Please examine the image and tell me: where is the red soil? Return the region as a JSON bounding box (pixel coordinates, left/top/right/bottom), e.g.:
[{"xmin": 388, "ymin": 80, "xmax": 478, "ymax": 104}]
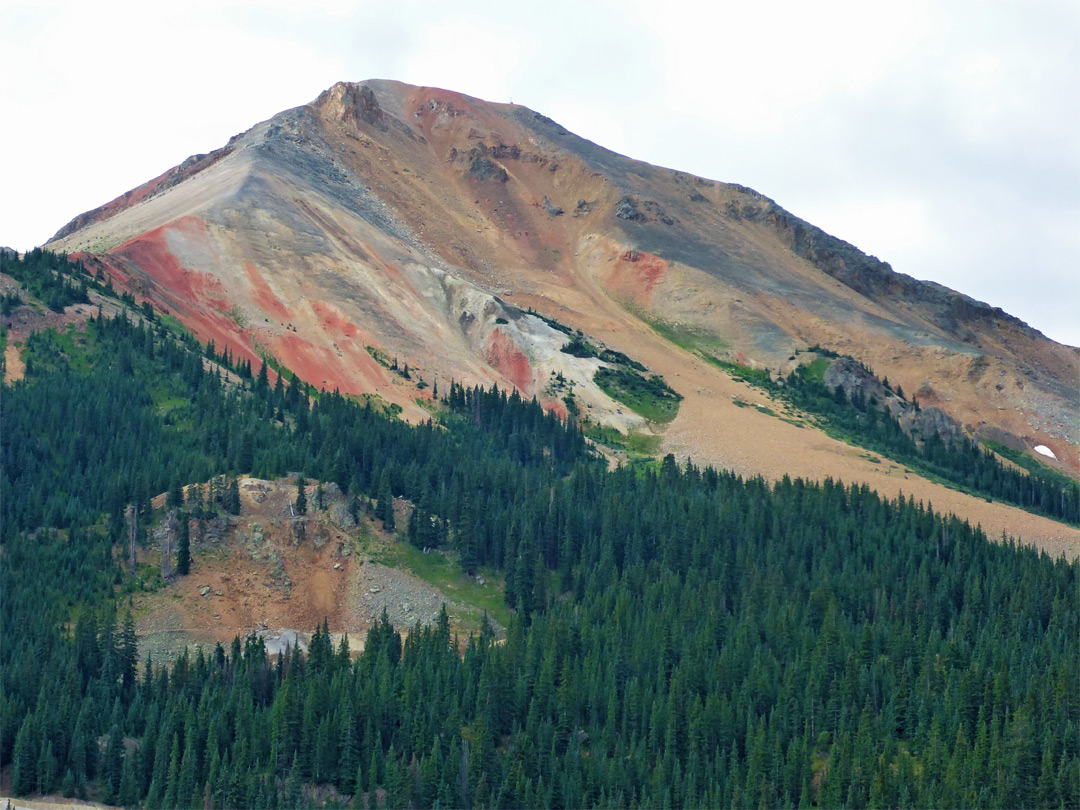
[
  {"xmin": 102, "ymin": 219, "xmax": 261, "ymax": 370},
  {"xmin": 360, "ymin": 241, "xmax": 402, "ymax": 282},
  {"xmin": 484, "ymin": 328, "xmax": 534, "ymax": 394},
  {"xmin": 310, "ymin": 299, "xmax": 362, "ymax": 339},
  {"xmin": 244, "ymin": 263, "xmax": 293, "ymax": 321},
  {"xmin": 407, "ymin": 85, "xmax": 507, "ymax": 133},
  {"xmin": 603, "ymin": 249, "xmax": 669, "ymax": 304},
  {"xmin": 112, "ymin": 218, "xmax": 229, "ymax": 307},
  {"xmin": 273, "ymin": 332, "xmax": 378, "ymax": 396},
  {"xmin": 542, "ymin": 398, "xmax": 569, "ymax": 420}
]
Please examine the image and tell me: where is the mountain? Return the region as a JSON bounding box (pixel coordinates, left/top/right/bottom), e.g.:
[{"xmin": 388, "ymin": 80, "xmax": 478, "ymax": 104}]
[{"xmin": 45, "ymin": 79, "xmax": 1078, "ymax": 552}]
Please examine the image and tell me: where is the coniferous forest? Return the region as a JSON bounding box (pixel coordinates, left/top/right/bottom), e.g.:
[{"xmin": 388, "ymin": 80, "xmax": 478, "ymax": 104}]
[{"xmin": 1, "ymin": 253, "xmax": 1078, "ymax": 808}]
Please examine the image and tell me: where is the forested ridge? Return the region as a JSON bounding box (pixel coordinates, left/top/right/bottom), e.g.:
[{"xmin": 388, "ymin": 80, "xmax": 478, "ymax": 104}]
[{"xmin": 1, "ymin": 253, "xmax": 1078, "ymax": 809}]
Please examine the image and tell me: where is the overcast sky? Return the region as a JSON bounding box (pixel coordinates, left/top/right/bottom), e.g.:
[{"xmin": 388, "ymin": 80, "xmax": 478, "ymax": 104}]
[{"xmin": 2, "ymin": 0, "xmax": 1078, "ymax": 346}]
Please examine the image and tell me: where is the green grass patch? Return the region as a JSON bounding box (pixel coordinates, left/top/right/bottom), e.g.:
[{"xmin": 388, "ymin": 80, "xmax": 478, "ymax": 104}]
[
  {"xmin": 157, "ymin": 312, "xmax": 193, "ymax": 340},
  {"xmin": 583, "ymin": 422, "xmax": 624, "ymax": 448},
  {"xmin": 699, "ymin": 353, "xmax": 774, "ymax": 388},
  {"xmin": 365, "ymin": 345, "xmax": 393, "ymax": 368},
  {"xmin": 369, "ymin": 538, "xmax": 511, "ymax": 628},
  {"xmin": 800, "ymin": 356, "xmax": 830, "ymax": 384},
  {"xmin": 594, "ymin": 366, "xmax": 682, "ymax": 423},
  {"xmin": 584, "ymin": 423, "xmax": 663, "ymax": 459},
  {"xmin": 250, "ymin": 339, "xmax": 296, "ymax": 382},
  {"xmin": 625, "ymin": 432, "xmax": 663, "ymax": 456},
  {"xmin": 348, "ymin": 392, "xmax": 402, "ymax": 418},
  {"xmin": 640, "ymin": 313, "xmax": 729, "ymax": 356},
  {"xmin": 224, "ymin": 305, "xmax": 247, "ymax": 328},
  {"xmin": 149, "ymin": 385, "xmax": 189, "ymax": 417},
  {"xmin": 21, "ymin": 325, "xmax": 94, "ymax": 376}
]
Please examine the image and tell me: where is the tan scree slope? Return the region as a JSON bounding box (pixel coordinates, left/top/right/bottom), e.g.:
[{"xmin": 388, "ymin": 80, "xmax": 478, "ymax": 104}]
[{"xmin": 47, "ymin": 80, "xmax": 1079, "ymax": 556}]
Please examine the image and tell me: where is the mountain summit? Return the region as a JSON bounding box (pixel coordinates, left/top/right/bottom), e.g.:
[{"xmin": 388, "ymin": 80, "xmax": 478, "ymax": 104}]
[{"xmin": 45, "ymin": 79, "xmax": 1078, "ymax": 545}]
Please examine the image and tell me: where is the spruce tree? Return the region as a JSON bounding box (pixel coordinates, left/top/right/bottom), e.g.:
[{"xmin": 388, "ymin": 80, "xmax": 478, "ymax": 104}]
[
  {"xmin": 11, "ymin": 713, "xmax": 37, "ymax": 795},
  {"xmin": 295, "ymin": 475, "xmax": 307, "ymax": 515},
  {"xmin": 377, "ymin": 471, "xmax": 394, "ymax": 530},
  {"xmin": 176, "ymin": 512, "xmax": 191, "ymax": 576},
  {"xmin": 167, "ymin": 478, "xmax": 184, "ymax": 509},
  {"xmin": 225, "ymin": 478, "xmax": 241, "ymax": 515}
]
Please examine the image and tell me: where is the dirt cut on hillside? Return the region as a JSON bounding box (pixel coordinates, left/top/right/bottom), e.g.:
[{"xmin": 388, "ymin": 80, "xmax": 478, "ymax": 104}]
[{"xmin": 133, "ymin": 477, "xmax": 506, "ymax": 664}]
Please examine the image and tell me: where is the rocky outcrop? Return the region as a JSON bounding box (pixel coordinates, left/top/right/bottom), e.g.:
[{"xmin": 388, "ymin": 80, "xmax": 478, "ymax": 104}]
[
  {"xmin": 314, "ymin": 81, "xmax": 386, "ymax": 130},
  {"xmin": 467, "ymin": 154, "xmax": 508, "ymax": 182},
  {"xmin": 821, "ymin": 356, "xmax": 964, "ymax": 444},
  {"xmin": 760, "ymin": 200, "xmax": 1040, "ymax": 345},
  {"xmin": 822, "ymin": 357, "xmax": 894, "ymax": 410},
  {"xmin": 900, "ymin": 405, "xmax": 964, "ymax": 445}
]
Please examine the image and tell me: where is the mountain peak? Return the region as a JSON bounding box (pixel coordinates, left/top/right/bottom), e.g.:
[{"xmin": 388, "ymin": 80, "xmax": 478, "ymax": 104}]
[
  {"xmin": 44, "ymin": 79, "xmax": 1079, "ymax": 490},
  {"xmin": 314, "ymin": 81, "xmax": 387, "ymax": 130}
]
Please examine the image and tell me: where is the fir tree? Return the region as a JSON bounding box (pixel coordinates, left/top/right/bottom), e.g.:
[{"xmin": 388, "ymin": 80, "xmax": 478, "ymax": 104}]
[
  {"xmin": 176, "ymin": 512, "xmax": 191, "ymax": 576},
  {"xmin": 295, "ymin": 475, "xmax": 308, "ymax": 515}
]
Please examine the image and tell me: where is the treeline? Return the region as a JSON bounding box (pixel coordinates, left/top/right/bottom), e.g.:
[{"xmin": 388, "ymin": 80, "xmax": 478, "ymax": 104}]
[{"xmin": 1, "ymin": 252, "xmax": 1078, "ymax": 808}]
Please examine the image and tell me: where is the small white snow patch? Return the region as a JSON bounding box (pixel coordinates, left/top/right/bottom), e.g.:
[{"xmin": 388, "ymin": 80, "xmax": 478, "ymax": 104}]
[{"xmin": 1034, "ymin": 445, "xmax": 1057, "ymax": 460}]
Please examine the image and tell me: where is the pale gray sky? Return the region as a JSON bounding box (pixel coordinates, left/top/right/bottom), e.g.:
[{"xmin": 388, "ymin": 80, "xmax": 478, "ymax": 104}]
[{"xmin": 2, "ymin": 0, "xmax": 1078, "ymax": 345}]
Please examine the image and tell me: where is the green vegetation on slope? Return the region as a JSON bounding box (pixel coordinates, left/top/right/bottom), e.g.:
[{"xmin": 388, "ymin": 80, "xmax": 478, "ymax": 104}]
[
  {"xmin": 707, "ymin": 343, "xmax": 1079, "ymax": 524},
  {"xmin": 1, "ymin": 252, "xmax": 1077, "ymax": 810},
  {"xmin": 594, "ymin": 366, "xmax": 682, "ymax": 423}
]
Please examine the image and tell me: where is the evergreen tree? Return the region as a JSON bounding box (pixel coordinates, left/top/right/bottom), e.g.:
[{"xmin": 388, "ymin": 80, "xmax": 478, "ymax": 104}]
[
  {"xmin": 225, "ymin": 478, "xmax": 242, "ymax": 515},
  {"xmin": 11, "ymin": 714, "xmax": 37, "ymax": 795},
  {"xmin": 176, "ymin": 512, "xmax": 191, "ymax": 576},
  {"xmin": 295, "ymin": 475, "xmax": 307, "ymax": 515},
  {"xmin": 377, "ymin": 470, "xmax": 394, "ymax": 531},
  {"xmin": 167, "ymin": 478, "xmax": 184, "ymax": 509}
]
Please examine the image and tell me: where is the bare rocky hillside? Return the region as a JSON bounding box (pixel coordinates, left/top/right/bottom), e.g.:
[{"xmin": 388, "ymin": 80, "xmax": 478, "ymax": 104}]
[{"xmin": 44, "ymin": 79, "xmax": 1079, "ymax": 553}]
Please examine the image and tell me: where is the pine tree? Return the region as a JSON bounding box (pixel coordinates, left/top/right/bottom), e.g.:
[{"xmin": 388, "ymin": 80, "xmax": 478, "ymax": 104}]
[
  {"xmin": 176, "ymin": 512, "xmax": 191, "ymax": 576},
  {"xmin": 12, "ymin": 713, "xmax": 37, "ymax": 795},
  {"xmin": 162, "ymin": 733, "xmax": 181, "ymax": 810},
  {"xmin": 225, "ymin": 478, "xmax": 242, "ymax": 514},
  {"xmin": 286, "ymin": 752, "xmax": 303, "ymax": 808},
  {"xmin": 295, "ymin": 475, "xmax": 308, "ymax": 515},
  {"xmin": 374, "ymin": 469, "xmax": 394, "ymax": 530},
  {"xmin": 36, "ymin": 738, "xmax": 58, "ymax": 796},
  {"xmin": 102, "ymin": 724, "xmax": 124, "ymax": 802},
  {"xmin": 167, "ymin": 477, "xmax": 184, "ymax": 509}
]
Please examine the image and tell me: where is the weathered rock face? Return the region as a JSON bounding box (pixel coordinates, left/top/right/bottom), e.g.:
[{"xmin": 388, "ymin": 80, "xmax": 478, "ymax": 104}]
[
  {"xmin": 46, "ymin": 79, "xmax": 1078, "ymax": 477},
  {"xmin": 819, "ymin": 355, "xmax": 965, "ymax": 445},
  {"xmin": 315, "ymin": 81, "xmax": 386, "ymax": 130},
  {"xmin": 902, "ymin": 405, "xmax": 964, "ymax": 445},
  {"xmin": 823, "ymin": 357, "xmax": 893, "ymax": 410}
]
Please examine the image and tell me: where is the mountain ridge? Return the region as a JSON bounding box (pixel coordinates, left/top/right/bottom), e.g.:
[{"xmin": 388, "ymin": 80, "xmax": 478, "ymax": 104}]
[{"xmin": 43, "ymin": 80, "xmax": 1079, "ymax": 544}]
